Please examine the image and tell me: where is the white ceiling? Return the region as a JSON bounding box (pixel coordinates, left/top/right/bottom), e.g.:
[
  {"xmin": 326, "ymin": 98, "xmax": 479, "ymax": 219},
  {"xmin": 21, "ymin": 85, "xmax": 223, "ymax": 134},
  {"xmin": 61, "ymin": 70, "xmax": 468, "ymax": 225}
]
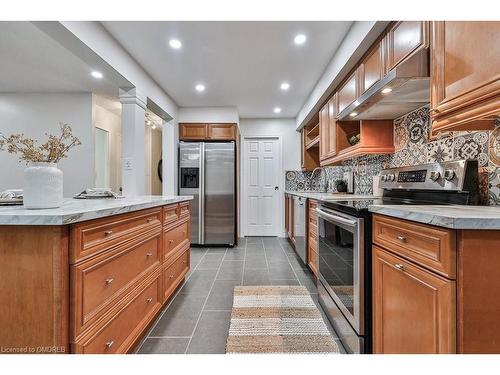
[
  {"xmin": 101, "ymin": 21, "xmax": 353, "ymax": 118},
  {"xmin": 0, "ymin": 21, "xmax": 120, "ymax": 98}
]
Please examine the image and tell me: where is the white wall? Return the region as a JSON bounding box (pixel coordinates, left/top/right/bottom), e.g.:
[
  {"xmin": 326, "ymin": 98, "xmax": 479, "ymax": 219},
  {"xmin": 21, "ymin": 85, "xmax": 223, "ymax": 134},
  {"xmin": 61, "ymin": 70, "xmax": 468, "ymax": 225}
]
[
  {"xmin": 0, "ymin": 93, "xmax": 94, "ymax": 197},
  {"xmin": 178, "ymin": 107, "xmax": 239, "ymax": 125},
  {"xmin": 239, "ymin": 118, "xmax": 300, "ymax": 237},
  {"xmin": 92, "ymin": 99, "xmax": 122, "ymax": 192}
]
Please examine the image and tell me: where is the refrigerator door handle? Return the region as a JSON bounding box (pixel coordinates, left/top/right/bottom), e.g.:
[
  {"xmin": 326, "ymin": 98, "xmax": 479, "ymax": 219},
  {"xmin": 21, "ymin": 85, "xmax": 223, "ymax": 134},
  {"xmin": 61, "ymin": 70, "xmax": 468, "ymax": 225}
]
[{"xmin": 199, "ymin": 143, "xmax": 205, "ymax": 245}]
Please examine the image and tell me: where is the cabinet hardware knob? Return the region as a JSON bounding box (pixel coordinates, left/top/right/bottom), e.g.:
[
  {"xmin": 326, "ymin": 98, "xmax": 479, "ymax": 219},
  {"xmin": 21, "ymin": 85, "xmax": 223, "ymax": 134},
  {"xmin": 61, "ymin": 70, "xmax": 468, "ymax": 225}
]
[
  {"xmin": 182, "ymin": 231, "xmax": 186, "ymax": 235},
  {"xmin": 147, "ymin": 218, "xmax": 153, "ymax": 223},
  {"xmin": 105, "ymin": 340, "xmax": 114, "ymax": 348},
  {"xmin": 105, "ymin": 277, "xmax": 114, "ymax": 285},
  {"xmin": 169, "ymin": 240, "xmax": 174, "ymax": 244},
  {"xmin": 394, "ymin": 264, "xmax": 405, "ymax": 270},
  {"xmin": 146, "ymin": 297, "xmax": 153, "ymax": 304},
  {"xmin": 170, "ymin": 275, "xmax": 174, "ymax": 279},
  {"xmin": 146, "ymin": 252, "xmax": 153, "ymax": 257},
  {"xmin": 397, "ymin": 235, "xmax": 406, "ymax": 242},
  {"xmin": 104, "ymin": 230, "xmax": 113, "ymax": 236},
  {"xmin": 183, "ymin": 261, "xmax": 187, "ymax": 265}
]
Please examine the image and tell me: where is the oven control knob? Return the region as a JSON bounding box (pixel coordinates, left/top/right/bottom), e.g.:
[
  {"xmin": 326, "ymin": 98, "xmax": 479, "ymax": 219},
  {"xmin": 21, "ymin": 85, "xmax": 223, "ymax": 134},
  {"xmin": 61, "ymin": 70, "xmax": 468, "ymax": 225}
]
[
  {"xmin": 381, "ymin": 175, "xmax": 388, "ymax": 182},
  {"xmin": 387, "ymin": 174, "xmax": 395, "ymax": 182},
  {"xmin": 429, "ymin": 171, "xmax": 440, "ymax": 181},
  {"xmin": 444, "ymin": 169, "xmax": 455, "ymax": 181}
]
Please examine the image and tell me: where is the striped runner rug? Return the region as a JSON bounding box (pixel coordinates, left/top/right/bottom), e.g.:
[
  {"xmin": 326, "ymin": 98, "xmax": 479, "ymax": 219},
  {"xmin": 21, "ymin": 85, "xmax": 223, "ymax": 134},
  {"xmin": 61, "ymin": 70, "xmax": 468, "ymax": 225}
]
[{"xmin": 225, "ymin": 286, "xmax": 340, "ymax": 354}]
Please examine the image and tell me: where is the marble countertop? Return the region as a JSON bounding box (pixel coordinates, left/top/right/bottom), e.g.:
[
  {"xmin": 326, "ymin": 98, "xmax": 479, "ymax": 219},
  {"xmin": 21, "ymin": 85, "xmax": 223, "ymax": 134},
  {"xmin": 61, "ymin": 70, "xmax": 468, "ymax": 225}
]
[
  {"xmin": 284, "ymin": 191, "xmax": 379, "ymax": 201},
  {"xmin": 0, "ymin": 195, "xmax": 193, "ymax": 225},
  {"xmin": 369, "ymin": 205, "xmax": 500, "ymax": 230}
]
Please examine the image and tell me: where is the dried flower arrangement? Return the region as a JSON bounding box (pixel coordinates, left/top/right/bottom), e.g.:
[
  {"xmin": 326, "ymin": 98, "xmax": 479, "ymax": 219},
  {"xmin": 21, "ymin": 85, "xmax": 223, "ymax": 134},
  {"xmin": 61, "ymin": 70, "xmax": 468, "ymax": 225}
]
[{"xmin": 0, "ymin": 123, "xmax": 81, "ymax": 164}]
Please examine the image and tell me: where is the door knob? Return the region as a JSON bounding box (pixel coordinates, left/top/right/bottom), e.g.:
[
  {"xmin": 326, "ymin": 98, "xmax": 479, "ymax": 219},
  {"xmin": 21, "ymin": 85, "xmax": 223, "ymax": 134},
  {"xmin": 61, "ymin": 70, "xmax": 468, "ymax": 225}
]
[{"xmin": 274, "ymin": 186, "xmax": 279, "ymax": 190}]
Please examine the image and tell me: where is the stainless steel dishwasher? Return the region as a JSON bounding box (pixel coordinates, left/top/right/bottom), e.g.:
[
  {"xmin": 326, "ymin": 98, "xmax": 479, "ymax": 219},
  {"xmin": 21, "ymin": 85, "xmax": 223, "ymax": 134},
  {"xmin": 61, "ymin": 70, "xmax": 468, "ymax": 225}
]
[{"xmin": 292, "ymin": 195, "xmax": 307, "ymax": 264}]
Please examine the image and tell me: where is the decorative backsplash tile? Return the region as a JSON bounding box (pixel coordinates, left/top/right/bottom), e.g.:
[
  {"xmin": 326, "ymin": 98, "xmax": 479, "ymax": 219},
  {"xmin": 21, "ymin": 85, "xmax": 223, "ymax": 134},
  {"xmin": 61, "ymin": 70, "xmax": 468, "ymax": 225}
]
[{"xmin": 286, "ymin": 105, "xmax": 500, "ymax": 205}]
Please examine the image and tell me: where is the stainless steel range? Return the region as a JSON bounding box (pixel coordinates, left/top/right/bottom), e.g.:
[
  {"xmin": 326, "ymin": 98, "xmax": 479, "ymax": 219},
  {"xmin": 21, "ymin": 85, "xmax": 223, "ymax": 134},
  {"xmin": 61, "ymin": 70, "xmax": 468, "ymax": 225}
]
[{"xmin": 316, "ymin": 160, "xmax": 479, "ymax": 354}]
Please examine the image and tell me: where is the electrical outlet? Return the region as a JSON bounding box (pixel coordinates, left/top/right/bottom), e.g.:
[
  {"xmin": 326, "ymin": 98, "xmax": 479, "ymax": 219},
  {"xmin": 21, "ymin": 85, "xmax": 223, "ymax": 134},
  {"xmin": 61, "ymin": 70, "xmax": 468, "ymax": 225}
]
[{"xmin": 124, "ymin": 158, "xmax": 133, "ymax": 170}]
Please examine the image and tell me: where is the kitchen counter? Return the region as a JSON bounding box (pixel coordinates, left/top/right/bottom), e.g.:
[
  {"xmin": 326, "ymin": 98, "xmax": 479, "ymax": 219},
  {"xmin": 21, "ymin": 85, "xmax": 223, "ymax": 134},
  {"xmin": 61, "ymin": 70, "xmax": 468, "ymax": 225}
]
[
  {"xmin": 369, "ymin": 204, "xmax": 500, "ymax": 230},
  {"xmin": 0, "ymin": 195, "xmax": 193, "ymax": 225},
  {"xmin": 285, "ymin": 191, "xmax": 378, "ymax": 201}
]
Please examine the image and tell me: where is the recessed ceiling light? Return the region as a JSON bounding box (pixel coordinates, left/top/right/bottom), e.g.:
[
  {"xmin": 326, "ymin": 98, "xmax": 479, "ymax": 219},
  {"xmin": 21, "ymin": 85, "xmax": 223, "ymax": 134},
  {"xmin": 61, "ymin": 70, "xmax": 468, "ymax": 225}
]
[
  {"xmin": 294, "ymin": 34, "xmax": 307, "ymax": 45},
  {"xmin": 169, "ymin": 39, "xmax": 182, "ymax": 49},
  {"xmin": 280, "ymin": 82, "xmax": 290, "ymax": 91},
  {"xmin": 381, "ymin": 87, "xmax": 393, "ymax": 94},
  {"xmin": 195, "ymin": 83, "xmax": 206, "ymax": 92},
  {"xmin": 349, "ymin": 112, "xmax": 358, "ymax": 117},
  {"xmin": 273, "ymin": 107, "xmax": 282, "ymax": 114},
  {"xmin": 91, "ymin": 71, "xmax": 103, "ymax": 79}
]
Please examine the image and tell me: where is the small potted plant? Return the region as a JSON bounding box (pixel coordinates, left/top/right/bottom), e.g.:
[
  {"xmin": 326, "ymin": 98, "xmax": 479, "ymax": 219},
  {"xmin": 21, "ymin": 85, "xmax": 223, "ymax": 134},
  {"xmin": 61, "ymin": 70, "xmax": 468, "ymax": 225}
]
[
  {"xmin": 0, "ymin": 123, "xmax": 81, "ymax": 209},
  {"xmin": 335, "ymin": 179, "xmax": 348, "ymax": 193}
]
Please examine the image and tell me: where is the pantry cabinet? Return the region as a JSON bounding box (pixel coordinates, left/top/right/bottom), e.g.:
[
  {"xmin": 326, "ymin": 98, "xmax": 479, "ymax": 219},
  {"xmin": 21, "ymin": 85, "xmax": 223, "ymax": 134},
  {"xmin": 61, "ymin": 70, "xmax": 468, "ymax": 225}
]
[{"xmin": 430, "ymin": 21, "xmax": 500, "ymax": 133}]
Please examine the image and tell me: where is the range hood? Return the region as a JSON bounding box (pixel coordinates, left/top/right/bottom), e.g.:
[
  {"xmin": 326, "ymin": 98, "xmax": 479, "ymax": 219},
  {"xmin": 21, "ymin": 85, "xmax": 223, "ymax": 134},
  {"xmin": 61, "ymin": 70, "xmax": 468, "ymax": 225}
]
[{"xmin": 338, "ymin": 49, "xmax": 430, "ymax": 121}]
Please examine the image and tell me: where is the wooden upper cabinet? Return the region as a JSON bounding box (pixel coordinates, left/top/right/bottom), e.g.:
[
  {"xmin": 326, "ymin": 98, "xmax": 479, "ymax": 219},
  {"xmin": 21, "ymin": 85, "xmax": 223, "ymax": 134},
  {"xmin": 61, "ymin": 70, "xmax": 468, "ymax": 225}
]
[
  {"xmin": 319, "ymin": 94, "xmax": 337, "ymax": 163},
  {"xmin": 207, "ymin": 123, "xmax": 236, "ymax": 140},
  {"xmin": 319, "ymin": 103, "xmax": 329, "ymax": 161},
  {"xmin": 179, "ymin": 123, "xmax": 207, "ymax": 140},
  {"xmin": 337, "ymin": 70, "xmax": 359, "ymax": 114},
  {"xmin": 387, "ymin": 21, "xmax": 429, "ymax": 71},
  {"xmin": 430, "ymin": 21, "xmax": 500, "ymax": 133},
  {"xmin": 373, "ymin": 246, "xmax": 456, "ymax": 354},
  {"xmin": 179, "ymin": 123, "xmax": 236, "ymax": 140},
  {"xmin": 360, "ymin": 41, "xmax": 383, "ymax": 93}
]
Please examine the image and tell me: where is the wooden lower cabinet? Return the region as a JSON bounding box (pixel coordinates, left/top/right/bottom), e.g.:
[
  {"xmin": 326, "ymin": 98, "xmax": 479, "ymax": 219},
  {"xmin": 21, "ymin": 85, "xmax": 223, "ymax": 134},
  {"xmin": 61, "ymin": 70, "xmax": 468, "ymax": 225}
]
[
  {"xmin": 372, "ymin": 214, "xmax": 500, "ymax": 353},
  {"xmin": 307, "ymin": 199, "xmax": 318, "ymax": 275},
  {"xmin": 0, "ymin": 201, "xmax": 190, "ymax": 354},
  {"xmin": 285, "ymin": 194, "xmax": 294, "ymax": 245},
  {"xmin": 372, "ymin": 245, "xmax": 456, "ymax": 354}
]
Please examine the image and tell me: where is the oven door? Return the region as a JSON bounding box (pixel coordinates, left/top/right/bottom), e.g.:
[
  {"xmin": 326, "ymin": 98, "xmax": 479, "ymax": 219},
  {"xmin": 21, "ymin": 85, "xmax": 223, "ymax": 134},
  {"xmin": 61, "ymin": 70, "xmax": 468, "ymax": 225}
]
[{"xmin": 316, "ymin": 205, "xmax": 364, "ymax": 335}]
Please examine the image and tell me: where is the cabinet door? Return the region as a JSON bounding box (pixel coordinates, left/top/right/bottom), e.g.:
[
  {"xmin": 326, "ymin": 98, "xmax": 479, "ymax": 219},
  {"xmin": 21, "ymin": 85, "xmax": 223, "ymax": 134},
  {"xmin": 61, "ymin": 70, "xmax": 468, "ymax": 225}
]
[
  {"xmin": 337, "ymin": 71, "xmax": 359, "ymax": 114},
  {"xmin": 319, "ymin": 103, "xmax": 329, "ymax": 161},
  {"xmin": 179, "ymin": 123, "xmax": 207, "ymax": 140},
  {"xmin": 284, "ymin": 195, "xmax": 289, "ymax": 234},
  {"xmin": 326, "ymin": 95, "xmax": 337, "ymax": 157},
  {"xmin": 431, "ymin": 21, "xmax": 500, "ymax": 132},
  {"xmin": 373, "ymin": 246, "xmax": 456, "ymax": 353},
  {"xmin": 360, "ymin": 41, "xmax": 383, "ymax": 93},
  {"xmin": 387, "ymin": 21, "xmax": 429, "ymax": 71},
  {"xmin": 207, "ymin": 123, "xmax": 236, "ymax": 140}
]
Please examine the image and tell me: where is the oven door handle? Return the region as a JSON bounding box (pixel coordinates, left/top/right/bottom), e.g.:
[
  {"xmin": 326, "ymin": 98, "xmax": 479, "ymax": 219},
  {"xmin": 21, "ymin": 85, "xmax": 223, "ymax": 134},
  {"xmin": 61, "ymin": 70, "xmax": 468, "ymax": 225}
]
[{"xmin": 316, "ymin": 207, "xmax": 358, "ymax": 227}]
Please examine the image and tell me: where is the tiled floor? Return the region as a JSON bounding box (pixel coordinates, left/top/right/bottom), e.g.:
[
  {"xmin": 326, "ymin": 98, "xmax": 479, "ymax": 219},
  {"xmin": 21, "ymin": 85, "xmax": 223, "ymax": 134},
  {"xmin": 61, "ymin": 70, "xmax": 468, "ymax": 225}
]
[{"xmin": 136, "ymin": 236, "xmax": 344, "ymax": 354}]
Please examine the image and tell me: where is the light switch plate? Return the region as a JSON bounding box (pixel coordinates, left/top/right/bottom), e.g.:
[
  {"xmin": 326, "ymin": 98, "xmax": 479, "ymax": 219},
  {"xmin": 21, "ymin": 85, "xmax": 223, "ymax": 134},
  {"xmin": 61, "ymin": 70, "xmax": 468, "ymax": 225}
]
[{"xmin": 123, "ymin": 158, "xmax": 133, "ymax": 170}]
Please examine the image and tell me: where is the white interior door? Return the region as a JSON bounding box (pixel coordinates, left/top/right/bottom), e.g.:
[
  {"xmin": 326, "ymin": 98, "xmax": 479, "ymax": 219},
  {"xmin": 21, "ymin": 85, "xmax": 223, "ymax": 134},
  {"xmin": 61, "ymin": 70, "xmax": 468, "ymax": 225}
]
[{"xmin": 244, "ymin": 138, "xmax": 280, "ymax": 236}]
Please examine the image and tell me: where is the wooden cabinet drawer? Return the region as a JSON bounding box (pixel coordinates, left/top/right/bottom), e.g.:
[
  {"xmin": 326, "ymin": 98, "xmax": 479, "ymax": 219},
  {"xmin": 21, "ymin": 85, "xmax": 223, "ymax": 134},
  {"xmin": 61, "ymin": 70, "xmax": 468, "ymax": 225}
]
[
  {"xmin": 74, "ymin": 273, "xmax": 162, "ymax": 353},
  {"xmin": 163, "ymin": 204, "xmax": 179, "ymax": 226},
  {"xmin": 163, "ymin": 247, "xmax": 190, "ymax": 302},
  {"xmin": 70, "ymin": 208, "xmax": 162, "ymax": 263},
  {"xmin": 179, "ymin": 201, "xmax": 190, "ymax": 219},
  {"xmin": 308, "ymin": 237, "xmax": 318, "ymax": 275},
  {"xmin": 163, "ymin": 220, "xmax": 189, "ymax": 261},
  {"xmin": 373, "ymin": 214, "xmax": 456, "ymax": 278},
  {"xmin": 71, "ymin": 232, "xmax": 161, "ymax": 336}
]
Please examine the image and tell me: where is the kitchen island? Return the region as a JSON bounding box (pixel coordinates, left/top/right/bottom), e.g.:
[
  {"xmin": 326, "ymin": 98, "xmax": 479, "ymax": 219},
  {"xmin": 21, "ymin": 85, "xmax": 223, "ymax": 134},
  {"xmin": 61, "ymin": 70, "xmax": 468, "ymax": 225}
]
[{"xmin": 0, "ymin": 195, "xmax": 192, "ymax": 354}]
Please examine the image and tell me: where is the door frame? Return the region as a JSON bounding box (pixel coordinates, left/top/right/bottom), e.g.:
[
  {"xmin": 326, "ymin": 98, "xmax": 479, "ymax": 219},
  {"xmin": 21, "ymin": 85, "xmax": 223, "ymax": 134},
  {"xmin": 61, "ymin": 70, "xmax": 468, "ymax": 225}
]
[{"xmin": 241, "ymin": 135, "xmax": 283, "ymax": 237}]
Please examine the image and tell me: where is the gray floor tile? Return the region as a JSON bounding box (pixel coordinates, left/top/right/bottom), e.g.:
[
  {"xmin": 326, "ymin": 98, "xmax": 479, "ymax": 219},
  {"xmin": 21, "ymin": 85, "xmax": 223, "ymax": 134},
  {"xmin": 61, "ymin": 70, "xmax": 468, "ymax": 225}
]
[
  {"xmin": 223, "ymin": 249, "xmax": 246, "ymax": 260},
  {"xmin": 196, "ymin": 254, "xmax": 225, "ymax": 269},
  {"xmin": 217, "ymin": 261, "xmax": 244, "ymax": 280},
  {"xmin": 150, "ymin": 293, "xmax": 205, "ymax": 337},
  {"xmin": 268, "ymin": 265, "xmax": 296, "ymax": 279},
  {"xmin": 138, "ymin": 338, "xmax": 190, "ymax": 354},
  {"xmin": 204, "ymin": 247, "xmax": 228, "ymax": 254},
  {"xmin": 205, "ymin": 280, "xmax": 241, "ymax": 310},
  {"xmin": 186, "ymin": 310, "xmax": 231, "ymax": 354},
  {"xmin": 243, "ymin": 268, "xmax": 271, "ymax": 285},
  {"xmin": 244, "ymin": 254, "xmax": 268, "ymax": 269},
  {"xmin": 270, "ymin": 279, "xmax": 300, "ymax": 286},
  {"xmin": 179, "ymin": 269, "xmax": 217, "ymax": 295}
]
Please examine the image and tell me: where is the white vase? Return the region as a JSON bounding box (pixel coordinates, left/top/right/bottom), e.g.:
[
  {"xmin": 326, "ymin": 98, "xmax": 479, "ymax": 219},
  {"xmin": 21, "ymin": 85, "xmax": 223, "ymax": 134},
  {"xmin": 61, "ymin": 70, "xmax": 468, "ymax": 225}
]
[{"xmin": 23, "ymin": 162, "xmax": 63, "ymax": 209}]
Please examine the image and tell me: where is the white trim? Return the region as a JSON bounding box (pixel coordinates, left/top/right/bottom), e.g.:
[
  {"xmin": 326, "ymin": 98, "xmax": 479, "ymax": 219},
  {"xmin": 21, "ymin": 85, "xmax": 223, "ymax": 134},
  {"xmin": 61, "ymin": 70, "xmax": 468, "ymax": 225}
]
[{"xmin": 241, "ymin": 135, "xmax": 283, "ymax": 237}]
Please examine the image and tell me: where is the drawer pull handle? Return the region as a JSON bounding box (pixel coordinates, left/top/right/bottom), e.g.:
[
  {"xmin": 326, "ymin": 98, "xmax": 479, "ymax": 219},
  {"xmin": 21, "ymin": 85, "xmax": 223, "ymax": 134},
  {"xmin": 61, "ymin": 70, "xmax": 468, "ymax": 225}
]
[
  {"xmin": 146, "ymin": 297, "xmax": 153, "ymax": 304},
  {"xmin": 394, "ymin": 264, "xmax": 405, "ymax": 271},
  {"xmin": 105, "ymin": 340, "xmax": 114, "ymax": 349},
  {"xmin": 146, "ymin": 252, "xmax": 153, "ymax": 257},
  {"xmin": 397, "ymin": 235, "xmax": 406, "ymax": 242},
  {"xmin": 104, "ymin": 230, "xmax": 113, "ymax": 236},
  {"xmin": 147, "ymin": 218, "xmax": 153, "ymax": 223},
  {"xmin": 105, "ymin": 277, "xmax": 114, "ymax": 285}
]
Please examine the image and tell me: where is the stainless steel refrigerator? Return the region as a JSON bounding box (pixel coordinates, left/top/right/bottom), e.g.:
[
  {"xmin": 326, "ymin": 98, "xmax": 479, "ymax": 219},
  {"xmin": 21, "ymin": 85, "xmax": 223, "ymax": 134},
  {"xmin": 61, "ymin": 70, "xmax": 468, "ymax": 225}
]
[{"xmin": 179, "ymin": 141, "xmax": 235, "ymax": 246}]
